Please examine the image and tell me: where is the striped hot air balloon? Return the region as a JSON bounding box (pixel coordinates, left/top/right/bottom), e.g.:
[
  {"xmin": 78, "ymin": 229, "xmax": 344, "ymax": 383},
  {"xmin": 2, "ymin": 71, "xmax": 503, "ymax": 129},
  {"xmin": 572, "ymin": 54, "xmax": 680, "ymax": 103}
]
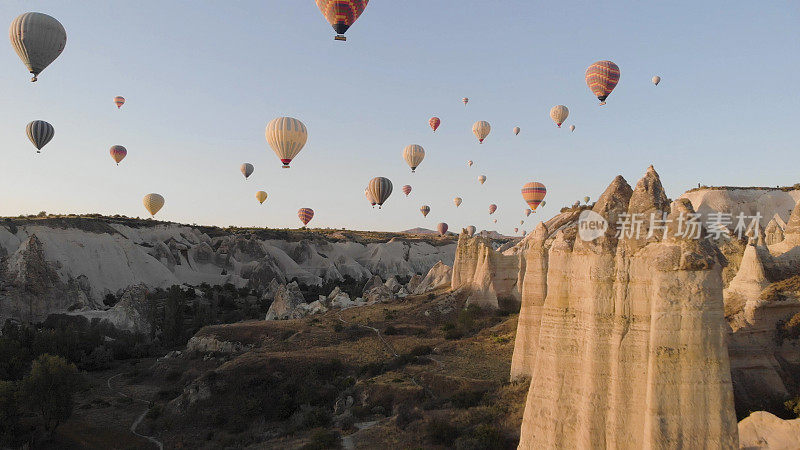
[
  {"xmin": 241, "ymin": 163, "xmax": 254, "ymax": 180},
  {"xmin": 114, "ymin": 96, "xmax": 125, "ymax": 109},
  {"xmin": 467, "ymin": 160, "xmax": 473, "ymax": 167},
  {"xmin": 489, "ymin": 204, "xmax": 497, "ymax": 215},
  {"xmin": 478, "ymin": 175, "xmax": 486, "ymax": 185},
  {"xmin": 522, "ymin": 182, "xmax": 547, "ymax": 212},
  {"xmin": 256, "ymin": 191, "xmax": 268, "ymax": 204},
  {"xmin": 550, "ymin": 105, "xmax": 569, "ymax": 127},
  {"xmin": 420, "ymin": 205, "xmax": 430, "ymax": 217},
  {"xmin": 109, "ymin": 145, "xmax": 127, "ymax": 165},
  {"xmin": 298, "ymin": 208, "xmax": 314, "ymax": 226},
  {"xmin": 513, "ymin": 126, "xmax": 521, "ymax": 135},
  {"xmin": 466, "ymin": 225, "xmax": 476, "ymax": 237},
  {"xmin": 453, "ymin": 197, "xmax": 462, "ymax": 207},
  {"xmin": 143, "ymin": 193, "xmax": 164, "ymax": 217},
  {"xmin": 437, "ymin": 222, "xmax": 448, "ymax": 236},
  {"xmin": 462, "ymin": 97, "xmax": 469, "ymax": 106},
  {"xmin": 473, "ymin": 121, "xmax": 491, "ymax": 143},
  {"xmin": 403, "ymin": 144, "xmax": 425, "ymax": 173},
  {"xmin": 585, "ymin": 60, "xmax": 620, "ymax": 105},
  {"xmin": 402, "ymin": 185, "xmax": 412, "ymax": 196},
  {"xmin": 316, "ymin": 0, "xmax": 369, "ymax": 41},
  {"xmin": 9, "ymin": 12, "xmax": 66, "ymax": 82},
  {"xmin": 367, "ymin": 177, "xmax": 393, "ymax": 208},
  {"xmin": 429, "ymin": 117, "xmax": 440, "ymax": 132},
  {"xmin": 26, "ymin": 120, "xmax": 54, "ymax": 153},
  {"xmin": 266, "ymin": 117, "xmax": 308, "ymax": 168},
  {"xmin": 525, "ymin": 209, "xmax": 531, "ymax": 217}
]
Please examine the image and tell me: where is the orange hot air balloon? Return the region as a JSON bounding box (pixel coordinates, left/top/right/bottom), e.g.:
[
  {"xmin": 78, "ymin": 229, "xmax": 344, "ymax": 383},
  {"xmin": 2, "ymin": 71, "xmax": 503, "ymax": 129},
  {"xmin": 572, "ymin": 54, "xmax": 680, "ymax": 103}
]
[
  {"xmin": 402, "ymin": 185, "xmax": 412, "ymax": 196},
  {"xmin": 585, "ymin": 60, "xmax": 620, "ymax": 105},
  {"xmin": 429, "ymin": 117, "xmax": 440, "ymax": 132},
  {"xmin": 114, "ymin": 96, "xmax": 125, "ymax": 109},
  {"xmin": 420, "ymin": 205, "xmax": 430, "ymax": 217},
  {"xmin": 109, "ymin": 145, "xmax": 127, "ymax": 165},
  {"xmin": 521, "ymin": 182, "xmax": 547, "ymax": 211},
  {"xmin": 437, "ymin": 222, "xmax": 448, "ymax": 236},
  {"xmin": 298, "ymin": 208, "xmax": 314, "ymax": 226},
  {"xmin": 316, "ymin": 0, "xmax": 369, "ymax": 41},
  {"xmin": 488, "ymin": 204, "xmax": 497, "ymax": 215}
]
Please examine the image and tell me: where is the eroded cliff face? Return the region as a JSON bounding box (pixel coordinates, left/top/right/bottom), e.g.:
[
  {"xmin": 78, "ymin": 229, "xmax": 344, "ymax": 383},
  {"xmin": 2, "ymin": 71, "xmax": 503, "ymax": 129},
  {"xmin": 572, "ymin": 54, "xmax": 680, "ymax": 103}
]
[
  {"xmin": 514, "ymin": 167, "xmax": 739, "ymax": 449},
  {"xmin": 450, "ymin": 233, "xmax": 524, "ymax": 310}
]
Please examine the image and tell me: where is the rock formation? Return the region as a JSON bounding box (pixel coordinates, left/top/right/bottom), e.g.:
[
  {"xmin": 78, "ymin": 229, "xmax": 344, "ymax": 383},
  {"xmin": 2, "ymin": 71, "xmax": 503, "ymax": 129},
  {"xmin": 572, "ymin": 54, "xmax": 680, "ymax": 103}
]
[
  {"xmin": 450, "ymin": 233, "xmax": 524, "ymax": 309},
  {"xmin": 513, "ymin": 167, "xmax": 739, "ymax": 449},
  {"xmin": 413, "ymin": 261, "xmax": 452, "ymax": 294},
  {"xmin": 737, "ymin": 411, "xmax": 800, "ymax": 449},
  {"xmin": 265, "ymin": 282, "xmax": 307, "ymax": 320}
]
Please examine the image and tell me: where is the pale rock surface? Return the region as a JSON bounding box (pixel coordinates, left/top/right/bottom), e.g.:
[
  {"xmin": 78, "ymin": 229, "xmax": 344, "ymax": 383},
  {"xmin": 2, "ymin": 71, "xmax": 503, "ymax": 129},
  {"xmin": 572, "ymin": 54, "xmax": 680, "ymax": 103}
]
[
  {"xmin": 265, "ymin": 282, "xmax": 307, "ymax": 320},
  {"xmin": 405, "ymin": 274, "xmax": 423, "ymax": 293},
  {"xmin": 451, "ymin": 233, "xmax": 523, "ymax": 310},
  {"xmin": 384, "ymin": 276, "xmax": 402, "ymax": 294},
  {"xmin": 765, "ymin": 215, "xmax": 786, "ymax": 245},
  {"xmin": 680, "ymin": 188, "xmax": 800, "ymax": 229},
  {"xmin": 413, "ymin": 261, "xmax": 452, "ymax": 294},
  {"xmin": 738, "ymin": 411, "xmax": 800, "ymax": 450}
]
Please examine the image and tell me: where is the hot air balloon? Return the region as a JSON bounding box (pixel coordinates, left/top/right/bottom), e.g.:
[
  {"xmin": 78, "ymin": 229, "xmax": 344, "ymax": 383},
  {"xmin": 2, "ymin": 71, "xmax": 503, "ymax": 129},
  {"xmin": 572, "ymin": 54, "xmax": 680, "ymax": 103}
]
[
  {"xmin": 525, "ymin": 209, "xmax": 531, "ymax": 217},
  {"xmin": 143, "ymin": 193, "xmax": 164, "ymax": 217},
  {"xmin": 453, "ymin": 197, "xmax": 462, "ymax": 207},
  {"xmin": 584, "ymin": 196, "xmax": 591, "ymax": 204},
  {"xmin": 420, "ymin": 205, "xmax": 430, "ymax": 217},
  {"xmin": 9, "ymin": 12, "xmax": 67, "ymax": 82},
  {"xmin": 298, "ymin": 208, "xmax": 314, "ymax": 226},
  {"xmin": 550, "ymin": 105, "xmax": 569, "ymax": 127},
  {"xmin": 256, "ymin": 191, "xmax": 268, "ymax": 204},
  {"xmin": 522, "ymin": 230, "xmax": 527, "ymax": 237},
  {"xmin": 266, "ymin": 117, "xmax": 308, "ymax": 168},
  {"xmin": 513, "ymin": 126, "xmax": 521, "ymax": 135},
  {"xmin": 402, "ymin": 185, "xmax": 412, "ymax": 196},
  {"xmin": 429, "ymin": 117, "xmax": 440, "ymax": 132},
  {"xmin": 241, "ymin": 163, "xmax": 254, "ymax": 180},
  {"xmin": 493, "ymin": 219, "xmax": 497, "ymax": 223},
  {"xmin": 478, "ymin": 175, "xmax": 486, "ymax": 185},
  {"xmin": 569, "ymin": 125, "xmax": 576, "ymax": 132},
  {"xmin": 467, "ymin": 160, "xmax": 473, "ymax": 167},
  {"xmin": 437, "ymin": 223, "xmax": 448, "ymax": 236},
  {"xmin": 522, "ymin": 182, "xmax": 547, "ymax": 212},
  {"xmin": 585, "ymin": 60, "xmax": 620, "ymax": 105},
  {"xmin": 473, "ymin": 121, "xmax": 491, "ymax": 143},
  {"xmin": 109, "ymin": 145, "xmax": 127, "ymax": 165},
  {"xmin": 514, "ymin": 227, "xmax": 518, "ymax": 233},
  {"xmin": 26, "ymin": 120, "xmax": 54, "ymax": 153},
  {"xmin": 541, "ymin": 201, "xmax": 546, "ymax": 208},
  {"xmin": 462, "ymin": 97, "xmax": 469, "ymax": 106},
  {"xmin": 114, "ymin": 96, "xmax": 125, "ymax": 109},
  {"xmin": 365, "ymin": 189, "xmax": 376, "ymax": 207},
  {"xmin": 489, "ymin": 204, "xmax": 497, "ymax": 215},
  {"xmin": 403, "ymin": 144, "xmax": 425, "ymax": 173},
  {"xmin": 367, "ymin": 177, "xmax": 392, "ymax": 208},
  {"xmin": 316, "ymin": 0, "xmax": 369, "ymax": 41},
  {"xmin": 520, "ymin": 220, "xmax": 524, "ymax": 225},
  {"xmin": 652, "ymin": 76, "xmax": 661, "ymax": 86},
  {"xmin": 466, "ymin": 225, "xmax": 476, "ymax": 237}
]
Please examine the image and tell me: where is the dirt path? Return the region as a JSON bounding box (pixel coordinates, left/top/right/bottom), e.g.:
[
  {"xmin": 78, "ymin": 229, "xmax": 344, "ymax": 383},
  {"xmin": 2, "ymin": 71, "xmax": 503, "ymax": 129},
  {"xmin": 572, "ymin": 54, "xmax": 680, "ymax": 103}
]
[
  {"xmin": 336, "ymin": 308, "xmax": 399, "ymax": 357},
  {"xmin": 107, "ymin": 373, "xmax": 164, "ymax": 450}
]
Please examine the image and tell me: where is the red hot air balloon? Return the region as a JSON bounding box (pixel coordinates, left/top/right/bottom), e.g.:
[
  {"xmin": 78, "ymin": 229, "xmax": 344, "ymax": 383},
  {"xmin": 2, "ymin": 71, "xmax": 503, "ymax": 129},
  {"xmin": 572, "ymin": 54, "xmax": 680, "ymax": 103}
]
[
  {"xmin": 437, "ymin": 222, "xmax": 448, "ymax": 236},
  {"xmin": 585, "ymin": 60, "xmax": 620, "ymax": 105},
  {"xmin": 521, "ymin": 182, "xmax": 547, "ymax": 211},
  {"xmin": 109, "ymin": 145, "xmax": 127, "ymax": 165},
  {"xmin": 298, "ymin": 208, "xmax": 314, "ymax": 226},
  {"xmin": 316, "ymin": 0, "xmax": 369, "ymax": 41},
  {"xmin": 402, "ymin": 185, "xmax": 412, "ymax": 196},
  {"xmin": 488, "ymin": 204, "xmax": 497, "ymax": 215},
  {"xmin": 114, "ymin": 96, "xmax": 125, "ymax": 109},
  {"xmin": 420, "ymin": 205, "xmax": 430, "ymax": 217},
  {"xmin": 429, "ymin": 117, "xmax": 441, "ymax": 132}
]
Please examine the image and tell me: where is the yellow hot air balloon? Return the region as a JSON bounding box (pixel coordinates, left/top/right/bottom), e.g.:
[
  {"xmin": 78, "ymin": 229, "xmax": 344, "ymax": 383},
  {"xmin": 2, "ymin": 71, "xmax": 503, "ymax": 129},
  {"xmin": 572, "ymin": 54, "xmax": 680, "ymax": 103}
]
[
  {"xmin": 550, "ymin": 105, "xmax": 569, "ymax": 128},
  {"xmin": 143, "ymin": 193, "xmax": 164, "ymax": 217},
  {"xmin": 472, "ymin": 121, "xmax": 491, "ymax": 143},
  {"xmin": 453, "ymin": 197, "xmax": 462, "ymax": 207},
  {"xmin": 256, "ymin": 191, "xmax": 268, "ymax": 204},
  {"xmin": 266, "ymin": 117, "xmax": 308, "ymax": 168},
  {"xmin": 403, "ymin": 144, "xmax": 425, "ymax": 173}
]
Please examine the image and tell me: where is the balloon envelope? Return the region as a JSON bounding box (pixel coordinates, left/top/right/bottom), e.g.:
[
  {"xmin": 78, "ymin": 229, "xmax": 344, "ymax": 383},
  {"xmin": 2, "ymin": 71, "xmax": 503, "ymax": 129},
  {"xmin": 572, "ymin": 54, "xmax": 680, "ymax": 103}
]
[
  {"xmin": 522, "ymin": 182, "xmax": 547, "ymax": 211},
  {"xmin": 110, "ymin": 145, "xmax": 127, "ymax": 165},
  {"xmin": 403, "ymin": 144, "xmax": 425, "ymax": 172},
  {"xmin": 489, "ymin": 204, "xmax": 497, "ymax": 214},
  {"xmin": 241, "ymin": 163, "xmax": 254, "ymax": 179},
  {"xmin": 256, "ymin": 191, "xmax": 268, "ymax": 204},
  {"xmin": 9, "ymin": 12, "xmax": 67, "ymax": 82},
  {"xmin": 453, "ymin": 197, "xmax": 462, "ymax": 207},
  {"xmin": 585, "ymin": 60, "xmax": 620, "ymax": 105},
  {"xmin": 26, "ymin": 120, "xmax": 54, "ymax": 152},
  {"xmin": 462, "ymin": 97, "xmax": 469, "ymax": 105},
  {"xmin": 420, "ymin": 205, "xmax": 430, "ymax": 217},
  {"xmin": 266, "ymin": 117, "xmax": 308, "ymax": 168},
  {"xmin": 652, "ymin": 75, "xmax": 661, "ymax": 85},
  {"xmin": 525, "ymin": 209, "xmax": 531, "ymax": 217},
  {"xmin": 429, "ymin": 117, "xmax": 440, "ymax": 132},
  {"xmin": 466, "ymin": 225, "xmax": 476, "ymax": 237},
  {"xmin": 584, "ymin": 196, "xmax": 591, "ymax": 203},
  {"xmin": 467, "ymin": 160, "xmax": 473, "ymax": 167},
  {"xmin": 478, "ymin": 175, "xmax": 486, "ymax": 185},
  {"xmin": 402, "ymin": 185, "xmax": 412, "ymax": 196},
  {"xmin": 472, "ymin": 121, "xmax": 491, "ymax": 143},
  {"xmin": 143, "ymin": 193, "xmax": 164, "ymax": 216},
  {"xmin": 437, "ymin": 223, "xmax": 448, "ymax": 236},
  {"xmin": 569, "ymin": 125, "xmax": 576, "ymax": 132},
  {"xmin": 367, "ymin": 177, "xmax": 393, "ymax": 207},
  {"xmin": 298, "ymin": 208, "xmax": 314, "ymax": 226},
  {"xmin": 114, "ymin": 96, "xmax": 125, "ymax": 108},
  {"xmin": 513, "ymin": 126, "xmax": 521, "ymax": 135},
  {"xmin": 550, "ymin": 105, "xmax": 569, "ymax": 127},
  {"xmin": 316, "ymin": 0, "xmax": 369, "ymax": 39}
]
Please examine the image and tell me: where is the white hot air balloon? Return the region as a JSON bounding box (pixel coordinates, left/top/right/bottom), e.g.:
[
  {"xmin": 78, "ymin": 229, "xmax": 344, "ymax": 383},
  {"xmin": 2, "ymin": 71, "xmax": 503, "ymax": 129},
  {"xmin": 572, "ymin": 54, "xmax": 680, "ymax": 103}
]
[
  {"xmin": 472, "ymin": 121, "xmax": 491, "ymax": 143},
  {"xmin": 569, "ymin": 124, "xmax": 576, "ymax": 132},
  {"xmin": 652, "ymin": 75, "xmax": 661, "ymax": 86},
  {"xmin": 403, "ymin": 144, "xmax": 425, "ymax": 173},
  {"xmin": 550, "ymin": 105, "xmax": 569, "ymax": 128},
  {"xmin": 9, "ymin": 12, "xmax": 67, "ymax": 82},
  {"xmin": 265, "ymin": 117, "xmax": 308, "ymax": 168}
]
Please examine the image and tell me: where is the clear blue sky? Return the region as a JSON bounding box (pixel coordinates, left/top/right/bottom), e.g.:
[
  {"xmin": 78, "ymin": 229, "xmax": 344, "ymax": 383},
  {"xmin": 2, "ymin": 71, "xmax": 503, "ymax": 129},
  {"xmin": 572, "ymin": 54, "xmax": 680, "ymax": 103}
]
[{"xmin": 0, "ymin": 1, "xmax": 797, "ymax": 234}]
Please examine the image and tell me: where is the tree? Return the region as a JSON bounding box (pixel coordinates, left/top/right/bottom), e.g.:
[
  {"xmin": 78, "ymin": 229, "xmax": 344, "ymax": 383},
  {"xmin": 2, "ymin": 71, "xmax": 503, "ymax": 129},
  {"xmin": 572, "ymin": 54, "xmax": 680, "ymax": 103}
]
[
  {"xmin": 20, "ymin": 354, "xmax": 83, "ymax": 435},
  {"xmin": 0, "ymin": 381, "xmax": 18, "ymax": 445}
]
